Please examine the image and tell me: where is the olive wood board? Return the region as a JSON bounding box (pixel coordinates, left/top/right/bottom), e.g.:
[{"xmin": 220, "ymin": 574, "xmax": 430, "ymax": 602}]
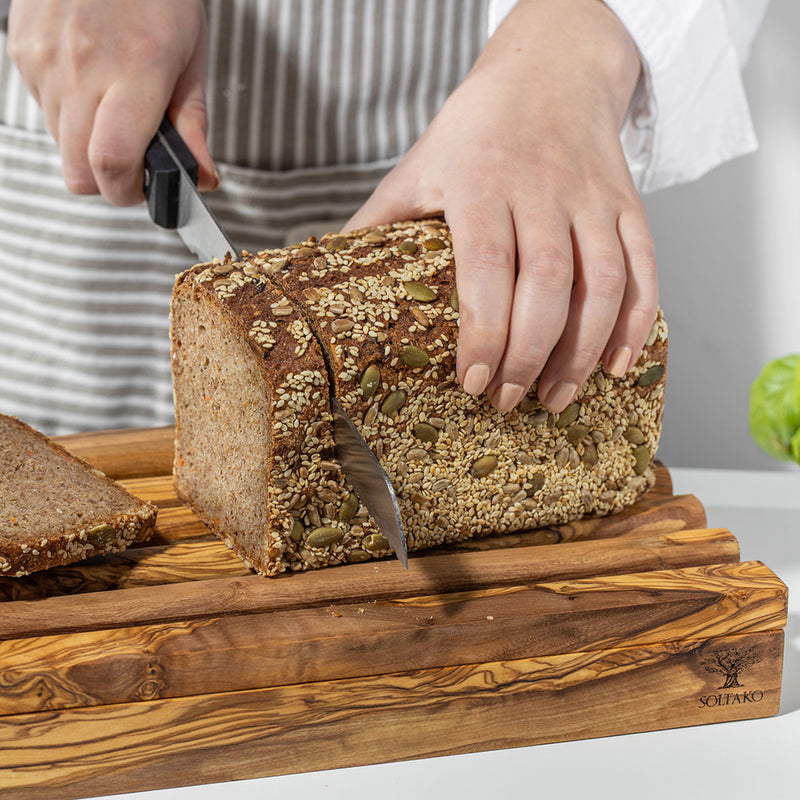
[{"xmin": 0, "ymin": 426, "xmax": 788, "ymax": 800}]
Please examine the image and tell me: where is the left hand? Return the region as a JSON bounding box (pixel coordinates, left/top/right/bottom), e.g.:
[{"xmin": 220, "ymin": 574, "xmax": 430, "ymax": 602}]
[{"xmin": 344, "ymin": 0, "xmax": 658, "ymax": 414}]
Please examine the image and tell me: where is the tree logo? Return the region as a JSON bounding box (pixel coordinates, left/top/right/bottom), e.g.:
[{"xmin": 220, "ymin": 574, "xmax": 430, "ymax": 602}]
[{"xmin": 702, "ymin": 646, "xmax": 761, "ymax": 689}]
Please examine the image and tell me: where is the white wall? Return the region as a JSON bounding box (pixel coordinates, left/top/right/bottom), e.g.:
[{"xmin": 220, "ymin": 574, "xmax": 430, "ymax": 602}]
[{"xmin": 644, "ymin": 0, "xmax": 800, "ymax": 470}]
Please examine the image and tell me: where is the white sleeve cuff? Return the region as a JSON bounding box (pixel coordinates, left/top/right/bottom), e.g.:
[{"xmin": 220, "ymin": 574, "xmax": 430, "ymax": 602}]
[{"xmin": 605, "ymin": 0, "xmax": 766, "ymax": 193}]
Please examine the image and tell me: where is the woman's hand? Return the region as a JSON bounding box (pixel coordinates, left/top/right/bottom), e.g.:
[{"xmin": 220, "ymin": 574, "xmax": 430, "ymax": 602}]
[
  {"xmin": 7, "ymin": 0, "xmax": 216, "ymax": 205},
  {"xmin": 345, "ymin": 0, "xmax": 658, "ymax": 413}
]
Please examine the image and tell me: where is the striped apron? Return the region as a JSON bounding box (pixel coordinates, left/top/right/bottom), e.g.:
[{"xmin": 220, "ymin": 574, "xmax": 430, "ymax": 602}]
[{"xmin": 0, "ymin": 0, "xmax": 488, "ymax": 434}]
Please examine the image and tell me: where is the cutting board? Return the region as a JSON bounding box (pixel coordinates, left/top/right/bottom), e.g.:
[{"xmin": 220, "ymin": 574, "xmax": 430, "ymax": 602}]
[{"xmin": 0, "ymin": 427, "xmax": 787, "ymax": 799}]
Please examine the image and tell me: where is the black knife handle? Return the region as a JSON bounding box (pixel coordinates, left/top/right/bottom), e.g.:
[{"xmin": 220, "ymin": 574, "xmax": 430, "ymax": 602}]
[{"xmin": 144, "ymin": 115, "xmax": 199, "ymax": 229}]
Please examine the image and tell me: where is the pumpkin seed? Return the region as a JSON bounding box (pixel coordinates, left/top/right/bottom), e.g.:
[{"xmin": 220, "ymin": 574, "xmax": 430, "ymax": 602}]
[
  {"xmin": 404, "ymin": 281, "xmax": 436, "ymax": 302},
  {"xmin": 306, "ymin": 526, "xmax": 342, "ymax": 548},
  {"xmin": 449, "ymin": 285, "xmax": 459, "ymax": 311},
  {"xmin": 413, "ymin": 422, "xmax": 439, "ymax": 444},
  {"xmin": 347, "ymin": 549, "xmax": 371, "ymax": 563},
  {"xmin": 360, "ymin": 364, "xmax": 381, "ymax": 397},
  {"xmin": 400, "ymin": 345, "xmax": 429, "ymax": 368},
  {"xmin": 470, "ymin": 454, "xmax": 498, "ymax": 478},
  {"xmin": 381, "ymin": 389, "xmax": 407, "ymax": 416},
  {"xmin": 363, "ymin": 533, "xmax": 391, "ymax": 552},
  {"xmin": 423, "ymin": 237, "xmax": 446, "ymax": 250},
  {"xmin": 623, "ymin": 426, "xmax": 645, "ymax": 444},
  {"xmin": 338, "ymin": 493, "xmax": 359, "ymax": 522},
  {"xmin": 566, "ymin": 423, "xmax": 589, "ymax": 445},
  {"xmin": 557, "ymin": 403, "xmax": 581, "ymax": 427},
  {"xmin": 290, "ymin": 520, "xmax": 305, "ymax": 542},
  {"xmin": 632, "ymin": 445, "xmax": 650, "ymax": 476},
  {"xmin": 87, "ymin": 523, "xmax": 115, "ymax": 548},
  {"xmin": 325, "ymin": 236, "xmax": 347, "ymax": 252},
  {"xmin": 638, "ymin": 364, "xmax": 665, "ymax": 387},
  {"xmin": 398, "ymin": 240, "xmax": 418, "ymax": 255}
]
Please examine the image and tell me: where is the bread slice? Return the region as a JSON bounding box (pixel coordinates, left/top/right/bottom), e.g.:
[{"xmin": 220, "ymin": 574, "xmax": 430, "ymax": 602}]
[
  {"xmin": 171, "ymin": 218, "xmax": 668, "ymax": 575},
  {"xmin": 0, "ymin": 414, "xmax": 157, "ymax": 577}
]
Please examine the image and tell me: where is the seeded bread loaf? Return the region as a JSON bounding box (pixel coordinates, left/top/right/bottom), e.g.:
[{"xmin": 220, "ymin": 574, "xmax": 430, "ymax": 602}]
[
  {"xmin": 170, "ymin": 218, "xmax": 667, "ymax": 576},
  {"xmin": 0, "ymin": 414, "xmax": 157, "ymax": 577}
]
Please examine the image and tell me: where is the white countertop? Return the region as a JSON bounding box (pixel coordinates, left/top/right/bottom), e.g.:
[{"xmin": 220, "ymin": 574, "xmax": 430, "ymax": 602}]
[{"xmin": 89, "ymin": 468, "xmax": 800, "ymax": 800}]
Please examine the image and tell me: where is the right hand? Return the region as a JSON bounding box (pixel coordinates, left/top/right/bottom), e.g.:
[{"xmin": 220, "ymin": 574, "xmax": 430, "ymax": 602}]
[{"xmin": 7, "ymin": 0, "xmax": 217, "ymax": 206}]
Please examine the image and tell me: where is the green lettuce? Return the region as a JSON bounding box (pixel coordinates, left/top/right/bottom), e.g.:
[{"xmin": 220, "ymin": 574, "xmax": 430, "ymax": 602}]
[{"xmin": 749, "ymin": 354, "xmax": 800, "ymax": 464}]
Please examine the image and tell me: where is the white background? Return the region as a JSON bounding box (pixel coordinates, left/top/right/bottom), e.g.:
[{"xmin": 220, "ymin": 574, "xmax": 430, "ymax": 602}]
[{"xmin": 648, "ymin": 0, "xmax": 800, "ymax": 471}]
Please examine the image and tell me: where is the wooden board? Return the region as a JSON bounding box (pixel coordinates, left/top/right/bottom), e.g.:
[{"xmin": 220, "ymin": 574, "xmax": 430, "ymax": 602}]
[{"xmin": 0, "ymin": 427, "xmax": 788, "ymax": 800}]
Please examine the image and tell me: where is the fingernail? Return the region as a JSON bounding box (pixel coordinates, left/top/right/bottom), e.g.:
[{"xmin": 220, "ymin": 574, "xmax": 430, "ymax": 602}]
[
  {"xmin": 607, "ymin": 345, "xmax": 633, "ymax": 377},
  {"xmin": 463, "ymin": 363, "xmax": 491, "ymax": 395},
  {"xmin": 491, "ymin": 383, "xmax": 526, "ymax": 413},
  {"xmin": 541, "ymin": 381, "xmax": 579, "ymax": 413}
]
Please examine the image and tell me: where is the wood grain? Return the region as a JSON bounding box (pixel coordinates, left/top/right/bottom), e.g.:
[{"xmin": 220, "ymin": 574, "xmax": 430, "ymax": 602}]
[
  {"xmin": 0, "ymin": 426, "xmax": 784, "ymax": 799},
  {"xmin": 54, "ymin": 426, "xmax": 175, "ymax": 479},
  {"xmin": 0, "ymin": 529, "xmax": 745, "ymax": 638},
  {"xmin": 0, "ymin": 629, "xmax": 784, "ymax": 800},
  {"xmin": 0, "ymin": 559, "xmax": 785, "ymax": 715}
]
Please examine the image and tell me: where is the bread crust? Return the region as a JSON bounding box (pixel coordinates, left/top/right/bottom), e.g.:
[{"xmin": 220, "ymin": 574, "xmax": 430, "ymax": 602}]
[
  {"xmin": 0, "ymin": 415, "xmax": 157, "ymax": 577},
  {"xmin": 171, "ymin": 218, "xmax": 668, "ymax": 574}
]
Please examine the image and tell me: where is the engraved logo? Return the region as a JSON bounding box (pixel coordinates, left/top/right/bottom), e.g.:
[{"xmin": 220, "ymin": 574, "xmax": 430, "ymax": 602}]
[
  {"xmin": 702, "ymin": 646, "xmax": 761, "ymax": 689},
  {"xmin": 697, "ymin": 646, "xmax": 765, "ymax": 709}
]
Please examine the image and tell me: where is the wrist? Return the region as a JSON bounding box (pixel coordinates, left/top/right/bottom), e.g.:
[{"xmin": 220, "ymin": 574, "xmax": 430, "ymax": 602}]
[{"xmin": 478, "ymin": 0, "xmax": 642, "ymax": 129}]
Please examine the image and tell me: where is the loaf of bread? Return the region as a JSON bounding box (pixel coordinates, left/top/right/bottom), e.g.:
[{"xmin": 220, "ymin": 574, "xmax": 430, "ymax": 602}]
[
  {"xmin": 0, "ymin": 414, "xmax": 158, "ymax": 577},
  {"xmin": 171, "ymin": 218, "xmax": 667, "ymax": 576}
]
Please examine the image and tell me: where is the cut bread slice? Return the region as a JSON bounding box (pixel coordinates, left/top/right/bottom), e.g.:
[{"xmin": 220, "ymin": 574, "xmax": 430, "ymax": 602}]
[{"xmin": 0, "ymin": 414, "xmax": 157, "ymax": 578}]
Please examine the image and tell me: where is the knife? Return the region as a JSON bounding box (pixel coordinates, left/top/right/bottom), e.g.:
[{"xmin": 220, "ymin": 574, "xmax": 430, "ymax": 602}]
[{"xmin": 144, "ymin": 116, "xmax": 408, "ymax": 568}]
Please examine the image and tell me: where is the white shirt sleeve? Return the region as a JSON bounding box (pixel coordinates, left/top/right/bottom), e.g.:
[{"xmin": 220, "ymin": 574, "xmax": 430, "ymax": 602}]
[{"xmin": 488, "ymin": 0, "xmax": 769, "ymax": 193}]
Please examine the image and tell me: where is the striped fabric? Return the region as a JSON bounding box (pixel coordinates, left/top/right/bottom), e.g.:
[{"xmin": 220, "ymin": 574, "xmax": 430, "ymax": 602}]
[{"xmin": 0, "ymin": 0, "xmax": 488, "ymax": 435}]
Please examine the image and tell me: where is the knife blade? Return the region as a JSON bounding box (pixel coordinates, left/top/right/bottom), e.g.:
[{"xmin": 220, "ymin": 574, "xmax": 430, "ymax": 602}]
[
  {"xmin": 144, "ymin": 116, "xmax": 408, "ymax": 567},
  {"xmin": 331, "ymin": 398, "xmax": 408, "ymax": 568},
  {"xmin": 144, "ymin": 116, "xmax": 237, "ymax": 263}
]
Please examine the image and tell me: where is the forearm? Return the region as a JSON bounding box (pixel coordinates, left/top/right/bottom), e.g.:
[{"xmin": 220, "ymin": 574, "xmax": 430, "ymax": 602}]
[{"xmin": 479, "ymin": 0, "xmax": 641, "ymax": 131}]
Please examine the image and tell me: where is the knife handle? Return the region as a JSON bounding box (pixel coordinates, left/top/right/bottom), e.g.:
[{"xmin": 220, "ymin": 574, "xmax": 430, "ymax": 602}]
[{"xmin": 144, "ymin": 115, "xmax": 199, "ymax": 229}]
